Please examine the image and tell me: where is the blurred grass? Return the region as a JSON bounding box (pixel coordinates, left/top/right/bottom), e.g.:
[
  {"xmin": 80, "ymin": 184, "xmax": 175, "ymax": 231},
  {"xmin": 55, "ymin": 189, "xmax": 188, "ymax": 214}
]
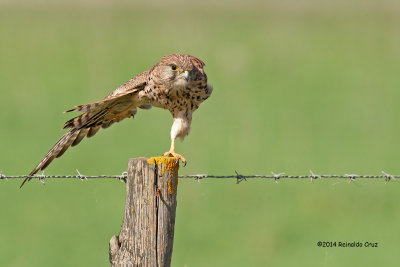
[{"xmin": 1, "ymin": 1, "xmax": 400, "ymax": 266}]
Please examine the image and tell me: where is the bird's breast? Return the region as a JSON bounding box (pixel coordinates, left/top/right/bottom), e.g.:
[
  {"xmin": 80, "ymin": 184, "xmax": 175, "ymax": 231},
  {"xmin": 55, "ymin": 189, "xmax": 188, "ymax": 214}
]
[{"xmin": 146, "ymin": 80, "xmax": 211, "ymax": 113}]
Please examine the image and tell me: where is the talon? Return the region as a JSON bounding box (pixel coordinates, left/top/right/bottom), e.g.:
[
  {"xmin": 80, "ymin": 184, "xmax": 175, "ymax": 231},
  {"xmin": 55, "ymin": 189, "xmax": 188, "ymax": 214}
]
[{"xmin": 163, "ymin": 151, "xmax": 187, "ymax": 165}]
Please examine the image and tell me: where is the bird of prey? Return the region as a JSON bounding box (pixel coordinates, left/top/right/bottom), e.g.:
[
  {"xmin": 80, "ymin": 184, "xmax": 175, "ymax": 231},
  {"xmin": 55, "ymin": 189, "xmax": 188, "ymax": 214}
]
[{"xmin": 20, "ymin": 54, "xmax": 212, "ymax": 187}]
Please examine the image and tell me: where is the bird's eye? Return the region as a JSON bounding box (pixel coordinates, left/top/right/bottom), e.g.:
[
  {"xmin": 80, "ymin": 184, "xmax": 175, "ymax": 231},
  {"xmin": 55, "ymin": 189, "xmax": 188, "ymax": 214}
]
[{"xmin": 171, "ymin": 65, "xmax": 178, "ymax": 71}]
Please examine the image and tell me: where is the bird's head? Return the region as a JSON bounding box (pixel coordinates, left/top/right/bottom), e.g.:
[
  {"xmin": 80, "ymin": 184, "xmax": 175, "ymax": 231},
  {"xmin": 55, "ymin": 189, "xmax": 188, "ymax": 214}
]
[{"xmin": 157, "ymin": 54, "xmax": 205, "ymax": 90}]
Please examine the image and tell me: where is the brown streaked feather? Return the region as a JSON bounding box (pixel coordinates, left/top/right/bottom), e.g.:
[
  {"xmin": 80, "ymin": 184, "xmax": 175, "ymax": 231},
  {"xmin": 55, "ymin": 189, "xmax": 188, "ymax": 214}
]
[
  {"xmin": 56, "ymin": 130, "xmax": 79, "ymax": 158},
  {"xmin": 63, "ymin": 103, "xmax": 109, "ymax": 129},
  {"xmin": 103, "ymin": 73, "xmax": 148, "ymax": 101},
  {"xmin": 71, "ymin": 128, "xmax": 89, "ymax": 147},
  {"xmin": 139, "ymin": 103, "xmax": 152, "ymax": 109},
  {"xmin": 64, "ymin": 76, "xmax": 147, "ymax": 114},
  {"xmin": 87, "ymin": 126, "xmax": 100, "ymax": 138},
  {"xmin": 190, "ymin": 57, "xmax": 205, "ymax": 69},
  {"xmin": 65, "ymin": 100, "xmax": 138, "ymax": 132},
  {"xmin": 23, "ymin": 54, "xmax": 211, "ymax": 188},
  {"xmin": 101, "ymin": 120, "xmax": 114, "ymax": 129},
  {"xmin": 20, "ymin": 129, "xmax": 79, "ymax": 188},
  {"xmin": 22, "ymin": 78, "xmax": 148, "ymax": 188},
  {"xmin": 64, "ymin": 102, "xmax": 101, "ymax": 113}
]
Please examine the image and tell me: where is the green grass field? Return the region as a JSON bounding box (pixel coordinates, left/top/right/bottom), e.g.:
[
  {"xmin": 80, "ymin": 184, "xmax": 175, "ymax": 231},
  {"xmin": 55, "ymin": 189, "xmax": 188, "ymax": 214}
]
[{"xmin": 1, "ymin": 1, "xmax": 400, "ymax": 266}]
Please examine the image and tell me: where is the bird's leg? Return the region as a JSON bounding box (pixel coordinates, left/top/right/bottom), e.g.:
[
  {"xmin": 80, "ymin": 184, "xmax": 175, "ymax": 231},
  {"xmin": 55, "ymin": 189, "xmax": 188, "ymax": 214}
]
[{"xmin": 163, "ymin": 138, "xmax": 187, "ymax": 165}]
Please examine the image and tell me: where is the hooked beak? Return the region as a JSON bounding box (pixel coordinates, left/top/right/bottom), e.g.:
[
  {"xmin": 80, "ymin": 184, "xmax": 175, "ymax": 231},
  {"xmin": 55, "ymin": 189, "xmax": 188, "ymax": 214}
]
[{"xmin": 181, "ymin": 70, "xmax": 190, "ymax": 81}]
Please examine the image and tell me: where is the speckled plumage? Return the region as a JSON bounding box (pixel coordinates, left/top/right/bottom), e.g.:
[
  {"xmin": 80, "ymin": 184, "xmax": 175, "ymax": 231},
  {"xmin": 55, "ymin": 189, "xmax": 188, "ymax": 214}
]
[{"xmin": 21, "ymin": 54, "xmax": 212, "ymax": 187}]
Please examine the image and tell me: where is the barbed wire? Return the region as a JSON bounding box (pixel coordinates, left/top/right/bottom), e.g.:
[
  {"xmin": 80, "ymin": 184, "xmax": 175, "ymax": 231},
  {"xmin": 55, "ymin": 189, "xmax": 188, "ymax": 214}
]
[{"xmin": 0, "ymin": 170, "xmax": 397, "ymax": 184}]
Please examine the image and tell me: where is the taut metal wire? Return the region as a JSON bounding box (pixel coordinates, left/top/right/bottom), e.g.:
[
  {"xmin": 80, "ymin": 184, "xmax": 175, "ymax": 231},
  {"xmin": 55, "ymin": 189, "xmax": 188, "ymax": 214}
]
[{"xmin": 0, "ymin": 170, "xmax": 397, "ymax": 184}]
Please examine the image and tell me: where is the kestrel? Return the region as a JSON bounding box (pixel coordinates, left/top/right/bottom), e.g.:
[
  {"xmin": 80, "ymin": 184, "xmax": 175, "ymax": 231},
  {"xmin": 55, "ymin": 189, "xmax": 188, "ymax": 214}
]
[{"xmin": 21, "ymin": 54, "xmax": 212, "ymax": 187}]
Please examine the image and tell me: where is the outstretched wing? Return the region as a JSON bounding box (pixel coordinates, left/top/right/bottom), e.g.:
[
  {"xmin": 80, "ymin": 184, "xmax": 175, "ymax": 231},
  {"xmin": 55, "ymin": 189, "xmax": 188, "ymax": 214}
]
[{"xmin": 21, "ymin": 72, "xmax": 150, "ymax": 188}]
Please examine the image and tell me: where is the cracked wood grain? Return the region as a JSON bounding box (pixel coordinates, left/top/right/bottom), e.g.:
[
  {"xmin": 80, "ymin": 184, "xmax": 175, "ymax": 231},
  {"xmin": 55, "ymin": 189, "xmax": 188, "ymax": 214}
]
[{"xmin": 109, "ymin": 157, "xmax": 179, "ymax": 267}]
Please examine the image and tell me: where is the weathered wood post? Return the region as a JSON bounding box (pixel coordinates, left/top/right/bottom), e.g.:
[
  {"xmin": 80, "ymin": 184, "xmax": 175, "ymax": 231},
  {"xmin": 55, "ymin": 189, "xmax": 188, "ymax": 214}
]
[{"xmin": 109, "ymin": 157, "xmax": 179, "ymax": 267}]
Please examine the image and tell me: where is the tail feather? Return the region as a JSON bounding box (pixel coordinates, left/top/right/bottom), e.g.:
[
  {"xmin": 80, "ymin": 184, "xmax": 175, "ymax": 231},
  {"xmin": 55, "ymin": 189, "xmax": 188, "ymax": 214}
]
[
  {"xmin": 87, "ymin": 126, "xmax": 100, "ymax": 138},
  {"xmin": 72, "ymin": 128, "xmax": 89, "ymax": 146},
  {"xmin": 64, "ymin": 102, "xmax": 101, "ymax": 113},
  {"xmin": 55, "ymin": 130, "xmax": 80, "ymax": 158},
  {"xmin": 63, "ymin": 107, "xmax": 108, "ymax": 130},
  {"xmin": 20, "ymin": 129, "xmax": 78, "ymax": 188},
  {"xmin": 22, "ymin": 91, "xmax": 143, "ymax": 188}
]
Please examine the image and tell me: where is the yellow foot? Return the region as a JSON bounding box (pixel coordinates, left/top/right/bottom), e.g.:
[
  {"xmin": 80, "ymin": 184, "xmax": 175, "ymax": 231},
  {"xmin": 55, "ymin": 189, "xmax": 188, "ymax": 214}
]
[{"xmin": 163, "ymin": 151, "xmax": 187, "ymax": 166}]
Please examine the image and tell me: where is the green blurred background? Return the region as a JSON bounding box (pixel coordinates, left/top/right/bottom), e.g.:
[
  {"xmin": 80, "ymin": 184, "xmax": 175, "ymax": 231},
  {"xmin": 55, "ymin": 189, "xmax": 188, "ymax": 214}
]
[{"xmin": 1, "ymin": 0, "xmax": 400, "ymax": 266}]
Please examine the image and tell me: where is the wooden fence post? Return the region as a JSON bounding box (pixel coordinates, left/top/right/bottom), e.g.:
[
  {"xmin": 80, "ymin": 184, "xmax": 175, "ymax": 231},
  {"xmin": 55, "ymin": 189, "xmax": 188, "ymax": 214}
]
[{"xmin": 109, "ymin": 157, "xmax": 180, "ymax": 267}]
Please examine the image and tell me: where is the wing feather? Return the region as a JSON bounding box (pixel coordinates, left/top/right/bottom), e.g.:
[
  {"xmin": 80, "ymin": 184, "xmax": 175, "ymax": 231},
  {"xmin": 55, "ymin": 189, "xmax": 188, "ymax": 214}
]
[
  {"xmin": 22, "ymin": 74, "xmax": 149, "ymax": 188},
  {"xmin": 87, "ymin": 126, "xmax": 101, "ymax": 138},
  {"xmin": 20, "ymin": 129, "xmax": 79, "ymax": 188},
  {"xmin": 71, "ymin": 128, "xmax": 89, "ymax": 147}
]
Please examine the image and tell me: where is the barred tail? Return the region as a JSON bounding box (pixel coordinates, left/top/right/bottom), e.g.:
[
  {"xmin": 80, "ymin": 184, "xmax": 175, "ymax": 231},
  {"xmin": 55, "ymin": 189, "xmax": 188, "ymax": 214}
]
[
  {"xmin": 21, "ymin": 92, "xmax": 142, "ymax": 188},
  {"xmin": 20, "ymin": 129, "xmax": 80, "ymax": 188}
]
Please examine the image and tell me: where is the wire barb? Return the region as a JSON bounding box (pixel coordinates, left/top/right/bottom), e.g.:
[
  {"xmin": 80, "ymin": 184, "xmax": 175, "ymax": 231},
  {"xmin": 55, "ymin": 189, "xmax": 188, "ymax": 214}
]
[
  {"xmin": 191, "ymin": 174, "xmax": 207, "ymax": 183},
  {"xmin": 309, "ymin": 170, "xmax": 321, "ymax": 184},
  {"xmin": 382, "ymin": 171, "xmax": 395, "ymax": 184},
  {"xmin": 0, "ymin": 171, "xmax": 7, "ymax": 181},
  {"xmin": 0, "ymin": 171, "xmax": 399, "ymax": 183},
  {"xmin": 76, "ymin": 169, "xmax": 88, "ymax": 181},
  {"xmin": 38, "ymin": 171, "xmax": 46, "ymax": 185},
  {"xmin": 272, "ymin": 172, "xmax": 285, "ymax": 183},
  {"xmin": 118, "ymin": 171, "xmax": 128, "ymax": 183},
  {"xmin": 344, "ymin": 174, "xmax": 358, "ymax": 183},
  {"xmin": 234, "ymin": 170, "xmax": 246, "ymax": 184}
]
